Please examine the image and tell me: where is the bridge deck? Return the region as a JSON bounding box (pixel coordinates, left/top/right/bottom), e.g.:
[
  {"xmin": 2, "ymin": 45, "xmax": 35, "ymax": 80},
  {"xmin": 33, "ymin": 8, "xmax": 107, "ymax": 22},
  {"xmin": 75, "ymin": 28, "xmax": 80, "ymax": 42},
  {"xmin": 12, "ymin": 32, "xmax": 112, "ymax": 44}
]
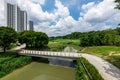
[{"xmin": 19, "ymin": 50, "xmax": 81, "ymax": 58}]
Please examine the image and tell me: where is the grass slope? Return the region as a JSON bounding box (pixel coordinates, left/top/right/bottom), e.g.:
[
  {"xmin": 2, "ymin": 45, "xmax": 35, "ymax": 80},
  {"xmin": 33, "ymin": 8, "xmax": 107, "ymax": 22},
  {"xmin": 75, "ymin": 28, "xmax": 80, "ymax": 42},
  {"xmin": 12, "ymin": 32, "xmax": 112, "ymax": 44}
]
[{"xmin": 81, "ymin": 46, "xmax": 120, "ymax": 56}]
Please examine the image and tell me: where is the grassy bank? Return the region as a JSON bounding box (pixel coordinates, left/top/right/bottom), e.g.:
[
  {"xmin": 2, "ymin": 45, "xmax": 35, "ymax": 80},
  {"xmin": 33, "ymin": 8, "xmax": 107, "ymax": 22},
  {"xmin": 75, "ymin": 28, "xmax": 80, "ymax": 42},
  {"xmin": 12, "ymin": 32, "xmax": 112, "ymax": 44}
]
[
  {"xmin": 106, "ymin": 56, "xmax": 120, "ymax": 69},
  {"xmin": 81, "ymin": 46, "xmax": 120, "ymax": 56},
  {"xmin": 76, "ymin": 58, "xmax": 89, "ymax": 80},
  {"xmin": 76, "ymin": 58, "xmax": 103, "ymax": 80},
  {"xmin": 0, "ymin": 52, "xmax": 32, "ymax": 78}
]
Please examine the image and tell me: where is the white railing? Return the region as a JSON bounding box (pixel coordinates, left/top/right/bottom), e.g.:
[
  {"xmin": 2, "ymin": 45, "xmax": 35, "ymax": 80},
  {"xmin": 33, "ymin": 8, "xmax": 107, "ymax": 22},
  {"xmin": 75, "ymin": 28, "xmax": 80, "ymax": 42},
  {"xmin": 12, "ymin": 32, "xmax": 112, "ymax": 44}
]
[{"xmin": 19, "ymin": 50, "xmax": 80, "ymax": 58}]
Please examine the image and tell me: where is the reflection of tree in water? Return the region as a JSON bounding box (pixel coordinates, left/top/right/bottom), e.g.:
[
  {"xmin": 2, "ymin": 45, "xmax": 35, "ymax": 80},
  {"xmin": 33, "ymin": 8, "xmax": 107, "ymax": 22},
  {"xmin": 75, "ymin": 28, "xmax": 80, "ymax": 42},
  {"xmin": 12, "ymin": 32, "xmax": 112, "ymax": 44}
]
[{"xmin": 49, "ymin": 58, "xmax": 76, "ymax": 68}]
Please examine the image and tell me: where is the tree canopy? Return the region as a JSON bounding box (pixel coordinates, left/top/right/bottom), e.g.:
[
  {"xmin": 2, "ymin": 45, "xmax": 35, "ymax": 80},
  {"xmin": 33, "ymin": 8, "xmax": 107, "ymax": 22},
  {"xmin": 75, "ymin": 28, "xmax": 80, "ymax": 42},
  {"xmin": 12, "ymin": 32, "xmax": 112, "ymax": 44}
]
[
  {"xmin": 0, "ymin": 27, "xmax": 17, "ymax": 52},
  {"xmin": 18, "ymin": 30, "xmax": 48, "ymax": 49}
]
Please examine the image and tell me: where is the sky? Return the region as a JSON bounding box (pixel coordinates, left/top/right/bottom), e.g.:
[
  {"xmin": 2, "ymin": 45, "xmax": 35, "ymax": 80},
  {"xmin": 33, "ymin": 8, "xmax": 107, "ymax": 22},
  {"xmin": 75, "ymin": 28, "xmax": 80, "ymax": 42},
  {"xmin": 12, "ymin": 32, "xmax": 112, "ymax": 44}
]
[{"xmin": 0, "ymin": 0, "xmax": 120, "ymax": 36}]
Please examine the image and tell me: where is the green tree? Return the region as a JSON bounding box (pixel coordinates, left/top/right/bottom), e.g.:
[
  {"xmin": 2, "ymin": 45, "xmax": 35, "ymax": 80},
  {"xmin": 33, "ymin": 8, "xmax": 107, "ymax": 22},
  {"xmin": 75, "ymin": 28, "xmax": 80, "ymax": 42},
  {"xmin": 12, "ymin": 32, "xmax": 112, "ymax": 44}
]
[
  {"xmin": 18, "ymin": 30, "xmax": 35, "ymax": 48},
  {"xmin": 116, "ymin": 27, "xmax": 120, "ymax": 35},
  {"xmin": 80, "ymin": 34, "xmax": 89, "ymax": 47},
  {"xmin": 18, "ymin": 31, "xmax": 48, "ymax": 49},
  {"xmin": 0, "ymin": 27, "xmax": 17, "ymax": 53},
  {"xmin": 35, "ymin": 32, "xmax": 48, "ymax": 48},
  {"xmin": 114, "ymin": 35, "xmax": 120, "ymax": 46},
  {"xmin": 115, "ymin": 0, "xmax": 120, "ymax": 9}
]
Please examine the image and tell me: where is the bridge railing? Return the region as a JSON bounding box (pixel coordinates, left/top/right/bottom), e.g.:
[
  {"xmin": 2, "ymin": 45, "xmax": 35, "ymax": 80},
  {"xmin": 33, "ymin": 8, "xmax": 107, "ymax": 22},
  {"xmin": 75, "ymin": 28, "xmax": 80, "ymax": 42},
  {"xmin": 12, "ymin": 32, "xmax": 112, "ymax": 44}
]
[{"xmin": 19, "ymin": 50, "xmax": 81, "ymax": 58}]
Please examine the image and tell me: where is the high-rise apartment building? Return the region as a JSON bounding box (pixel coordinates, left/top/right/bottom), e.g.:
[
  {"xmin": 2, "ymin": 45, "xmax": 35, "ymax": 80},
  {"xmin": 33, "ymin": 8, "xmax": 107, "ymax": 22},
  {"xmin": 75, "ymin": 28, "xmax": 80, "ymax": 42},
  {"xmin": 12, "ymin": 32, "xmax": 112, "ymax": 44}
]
[
  {"xmin": 29, "ymin": 21, "xmax": 34, "ymax": 31},
  {"xmin": 4, "ymin": 1, "xmax": 27, "ymax": 32},
  {"xmin": 20, "ymin": 11, "xmax": 27, "ymax": 31}
]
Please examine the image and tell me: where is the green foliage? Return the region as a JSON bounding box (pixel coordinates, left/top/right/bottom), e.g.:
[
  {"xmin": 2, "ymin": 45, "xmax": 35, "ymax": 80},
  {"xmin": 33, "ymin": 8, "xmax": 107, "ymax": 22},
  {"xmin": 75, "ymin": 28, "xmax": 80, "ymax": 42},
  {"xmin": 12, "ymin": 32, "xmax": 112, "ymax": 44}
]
[
  {"xmin": 82, "ymin": 46, "xmax": 120, "ymax": 56},
  {"xmin": 115, "ymin": 0, "xmax": 120, "ymax": 9},
  {"xmin": 0, "ymin": 27, "xmax": 17, "ymax": 52},
  {"xmin": 0, "ymin": 53, "xmax": 32, "ymax": 78},
  {"xmin": 106, "ymin": 56, "xmax": 120, "ymax": 69},
  {"xmin": 18, "ymin": 30, "xmax": 48, "ymax": 49},
  {"xmin": 63, "ymin": 32, "xmax": 82, "ymax": 39},
  {"xmin": 48, "ymin": 43, "xmax": 66, "ymax": 51},
  {"xmin": 35, "ymin": 32, "xmax": 48, "ymax": 48},
  {"xmin": 0, "ymin": 52, "xmax": 17, "ymax": 63},
  {"xmin": 7, "ymin": 43, "xmax": 17, "ymax": 50},
  {"xmin": 76, "ymin": 58, "xmax": 89, "ymax": 80},
  {"xmin": 80, "ymin": 29, "xmax": 120, "ymax": 46},
  {"xmin": 76, "ymin": 58, "xmax": 104, "ymax": 80},
  {"xmin": 48, "ymin": 39, "xmax": 80, "ymax": 51},
  {"xmin": 81, "ymin": 58, "xmax": 104, "ymax": 80}
]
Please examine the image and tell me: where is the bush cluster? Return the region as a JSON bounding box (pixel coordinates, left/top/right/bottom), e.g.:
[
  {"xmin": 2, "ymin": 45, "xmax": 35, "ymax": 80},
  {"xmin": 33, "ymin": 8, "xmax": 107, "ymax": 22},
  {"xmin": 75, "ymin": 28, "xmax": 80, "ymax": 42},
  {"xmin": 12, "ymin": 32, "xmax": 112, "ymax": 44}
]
[
  {"xmin": 80, "ymin": 29, "xmax": 120, "ymax": 46},
  {"xmin": 0, "ymin": 52, "xmax": 17, "ymax": 63},
  {"xmin": 0, "ymin": 55, "xmax": 32, "ymax": 78},
  {"xmin": 18, "ymin": 30, "xmax": 48, "ymax": 48},
  {"xmin": 76, "ymin": 58, "xmax": 89, "ymax": 80}
]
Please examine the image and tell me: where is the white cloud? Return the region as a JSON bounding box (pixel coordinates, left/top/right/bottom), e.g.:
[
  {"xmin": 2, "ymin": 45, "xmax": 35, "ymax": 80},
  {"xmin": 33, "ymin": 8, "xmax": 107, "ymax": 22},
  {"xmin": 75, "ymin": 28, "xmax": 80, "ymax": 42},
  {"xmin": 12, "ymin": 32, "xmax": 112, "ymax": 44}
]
[
  {"xmin": 54, "ymin": 0, "xmax": 70, "ymax": 18},
  {"xmin": 17, "ymin": 0, "xmax": 55, "ymax": 23},
  {"xmin": 1, "ymin": 0, "xmax": 120, "ymax": 36},
  {"xmin": 31, "ymin": 0, "xmax": 45, "ymax": 5},
  {"xmin": 0, "ymin": 0, "xmax": 4, "ymax": 26},
  {"xmin": 82, "ymin": 2, "xmax": 95, "ymax": 10},
  {"xmin": 81, "ymin": 0, "xmax": 118, "ymax": 23}
]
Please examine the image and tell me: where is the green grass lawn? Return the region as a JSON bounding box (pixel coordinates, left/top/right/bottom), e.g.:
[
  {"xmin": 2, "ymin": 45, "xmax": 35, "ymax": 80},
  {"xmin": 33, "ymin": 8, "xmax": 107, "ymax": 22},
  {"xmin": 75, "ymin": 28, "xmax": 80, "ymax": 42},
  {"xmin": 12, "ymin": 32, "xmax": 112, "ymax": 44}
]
[
  {"xmin": 49, "ymin": 39, "xmax": 80, "ymax": 45},
  {"xmin": 81, "ymin": 46, "xmax": 120, "ymax": 56}
]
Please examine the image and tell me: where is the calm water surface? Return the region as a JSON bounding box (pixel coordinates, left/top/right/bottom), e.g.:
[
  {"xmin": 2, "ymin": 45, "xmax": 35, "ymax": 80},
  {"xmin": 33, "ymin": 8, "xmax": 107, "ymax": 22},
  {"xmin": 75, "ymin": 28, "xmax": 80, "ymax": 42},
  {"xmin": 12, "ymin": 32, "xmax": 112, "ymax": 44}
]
[{"xmin": 1, "ymin": 58, "xmax": 76, "ymax": 80}]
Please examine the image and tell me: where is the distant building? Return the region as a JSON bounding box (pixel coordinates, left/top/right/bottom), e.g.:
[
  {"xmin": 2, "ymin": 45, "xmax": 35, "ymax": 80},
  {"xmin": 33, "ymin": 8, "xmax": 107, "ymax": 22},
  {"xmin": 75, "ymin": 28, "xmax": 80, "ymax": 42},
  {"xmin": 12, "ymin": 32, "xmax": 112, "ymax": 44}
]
[
  {"xmin": 4, "ymin": 1, "xmax": 27, "ymax": 32},
  {"xmin": 20, "ymin": 11, "xmax": 27, "ymax": 31},
  {"xmin": 29, "ymin": 21, "xmax": 34, "ymax": 30}
]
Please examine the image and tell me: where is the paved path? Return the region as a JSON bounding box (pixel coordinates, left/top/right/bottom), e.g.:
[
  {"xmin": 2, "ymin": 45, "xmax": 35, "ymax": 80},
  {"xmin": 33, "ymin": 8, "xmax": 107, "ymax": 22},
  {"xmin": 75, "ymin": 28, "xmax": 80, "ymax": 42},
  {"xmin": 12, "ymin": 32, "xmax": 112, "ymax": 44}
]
[
  {"xmin": 82, "ymin": 53, "xmax": 120, "ymax": 80},
  {"xmin": 12, "ymin": 44, "xmax": 26, "ymax": 50}
]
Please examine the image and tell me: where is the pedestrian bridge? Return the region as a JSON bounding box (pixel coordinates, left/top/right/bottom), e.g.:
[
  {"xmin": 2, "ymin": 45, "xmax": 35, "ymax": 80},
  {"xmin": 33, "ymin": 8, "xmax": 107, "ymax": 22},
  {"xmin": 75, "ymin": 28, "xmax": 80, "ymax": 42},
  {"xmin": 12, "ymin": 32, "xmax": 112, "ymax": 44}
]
[{"xmin": 19, "ymin": 50, "xmax": 81, "ymax": 59}]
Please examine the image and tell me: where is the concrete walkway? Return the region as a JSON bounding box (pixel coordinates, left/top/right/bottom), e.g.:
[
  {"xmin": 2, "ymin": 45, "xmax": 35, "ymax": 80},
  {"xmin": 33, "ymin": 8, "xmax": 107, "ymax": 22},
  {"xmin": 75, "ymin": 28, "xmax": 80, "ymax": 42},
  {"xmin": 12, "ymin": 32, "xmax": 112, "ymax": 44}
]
[
  {"xmin": 12, "ymin": 44, "xmax": 26, "ymax": 50},
  {"xmin": 82, "ymin": 53, "xmax": 120, "ymax": 80}
]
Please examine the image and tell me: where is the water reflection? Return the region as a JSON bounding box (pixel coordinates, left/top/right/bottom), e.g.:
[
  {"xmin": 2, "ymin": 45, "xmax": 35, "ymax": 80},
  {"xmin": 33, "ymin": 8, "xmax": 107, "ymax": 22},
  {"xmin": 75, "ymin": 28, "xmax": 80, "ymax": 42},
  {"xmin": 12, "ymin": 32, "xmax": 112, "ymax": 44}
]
[
  {"xmin": 33, "ymin": 57, "xmax": 76, "ymax": 68},
  {"xmin": 49, "ymin": 58, "xmax": 76, "ymax": 68}
]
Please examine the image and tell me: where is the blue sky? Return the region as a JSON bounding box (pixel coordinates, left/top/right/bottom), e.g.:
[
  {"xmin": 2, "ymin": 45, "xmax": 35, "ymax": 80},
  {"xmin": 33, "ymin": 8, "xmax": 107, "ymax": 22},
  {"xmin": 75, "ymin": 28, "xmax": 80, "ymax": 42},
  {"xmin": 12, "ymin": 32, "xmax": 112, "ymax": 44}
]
[{"xmin": 0, "ymin": 0, "xmax": 120, "ymax": 36}]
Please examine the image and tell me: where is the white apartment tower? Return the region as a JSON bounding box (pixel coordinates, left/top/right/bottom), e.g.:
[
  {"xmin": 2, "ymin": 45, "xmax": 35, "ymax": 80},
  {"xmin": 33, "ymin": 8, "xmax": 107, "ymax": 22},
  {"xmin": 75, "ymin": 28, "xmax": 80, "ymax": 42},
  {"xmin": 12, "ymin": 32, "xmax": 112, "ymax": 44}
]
[{"xmin": 5, "ymin": 1, "xmax": 27, "ymax": 32}]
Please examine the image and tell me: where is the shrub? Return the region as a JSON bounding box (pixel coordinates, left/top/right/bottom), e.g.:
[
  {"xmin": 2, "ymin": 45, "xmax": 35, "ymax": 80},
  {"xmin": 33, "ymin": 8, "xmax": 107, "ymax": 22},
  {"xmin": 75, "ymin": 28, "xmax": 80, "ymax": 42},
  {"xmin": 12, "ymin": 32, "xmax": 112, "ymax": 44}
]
[
  {"xmin": 76, "ymin": 58, "xmax": 89, "ymax": 80},
  {"xmin": 81, "ymin": 57, "xmax": 104, "ymax": 80},
  {"xmin": 0, "ymin": 56, "xmax": 32, "ymax": 78}
]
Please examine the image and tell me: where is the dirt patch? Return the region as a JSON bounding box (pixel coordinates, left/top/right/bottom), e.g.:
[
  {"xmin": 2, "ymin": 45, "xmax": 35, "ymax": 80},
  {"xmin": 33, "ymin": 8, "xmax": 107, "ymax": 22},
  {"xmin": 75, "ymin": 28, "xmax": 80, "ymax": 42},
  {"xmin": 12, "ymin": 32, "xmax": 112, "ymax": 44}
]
[{"xmin": 109, "ymin": 52, "xmax": 120, "ymax": 56}]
